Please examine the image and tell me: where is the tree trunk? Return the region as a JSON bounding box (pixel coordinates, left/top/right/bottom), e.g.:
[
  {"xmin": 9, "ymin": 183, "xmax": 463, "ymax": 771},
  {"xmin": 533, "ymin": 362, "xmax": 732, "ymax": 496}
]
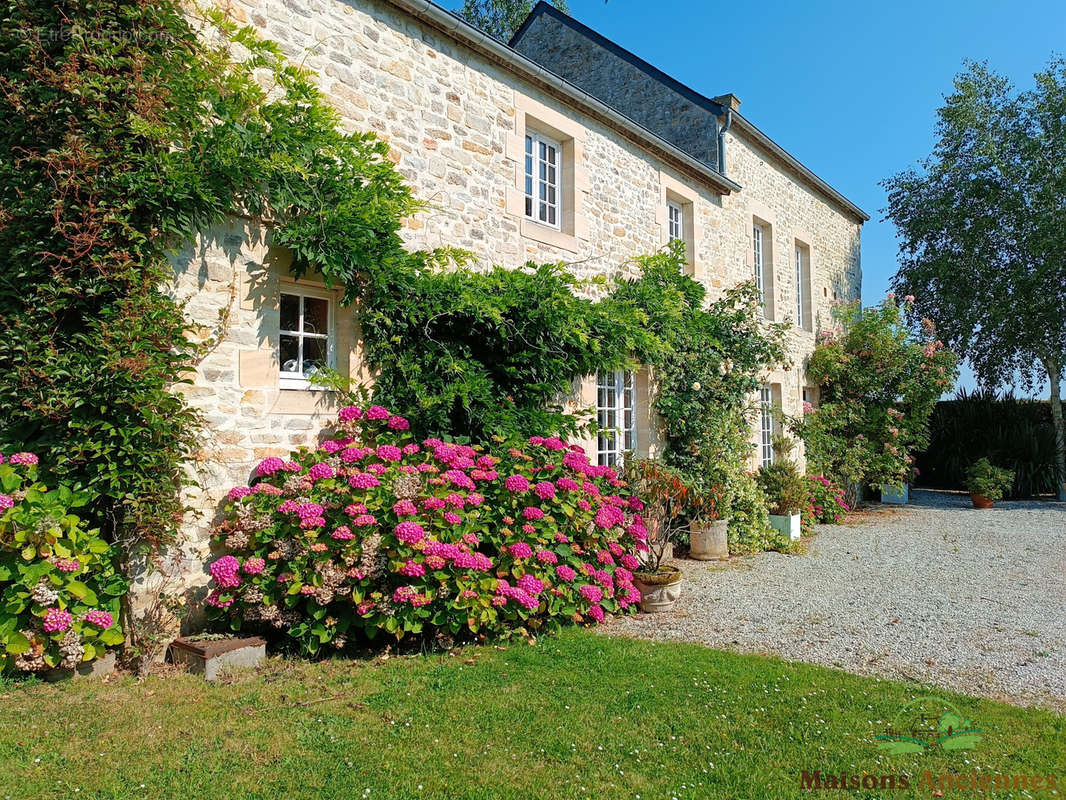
[{"xmin": 1045, "ymin": 357, "xmax": 1066, "ymax": 502}]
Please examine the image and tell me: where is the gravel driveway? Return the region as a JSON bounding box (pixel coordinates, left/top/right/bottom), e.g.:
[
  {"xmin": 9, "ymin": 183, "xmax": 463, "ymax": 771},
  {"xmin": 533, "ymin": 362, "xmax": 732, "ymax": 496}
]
[{"xmin": 610, "ymin": 489, "xmax": 1066, "ymax": 712}]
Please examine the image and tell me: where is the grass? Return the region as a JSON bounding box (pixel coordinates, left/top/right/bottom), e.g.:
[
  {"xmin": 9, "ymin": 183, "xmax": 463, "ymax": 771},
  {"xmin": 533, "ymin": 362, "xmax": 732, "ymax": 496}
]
[{"xmin": 1, "ymin": 629, "xmax": 1063, "ymax": 800}]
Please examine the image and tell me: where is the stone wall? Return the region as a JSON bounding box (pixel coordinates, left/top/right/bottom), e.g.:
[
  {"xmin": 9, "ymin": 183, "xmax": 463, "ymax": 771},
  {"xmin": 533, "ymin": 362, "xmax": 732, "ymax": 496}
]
[{"xmin": 167, "ymin": 0, "xmax": 862, "ymax": 586}]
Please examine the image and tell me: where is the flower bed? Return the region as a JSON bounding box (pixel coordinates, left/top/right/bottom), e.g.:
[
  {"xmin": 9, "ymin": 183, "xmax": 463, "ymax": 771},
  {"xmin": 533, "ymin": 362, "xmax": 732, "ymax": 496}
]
[
  {"xmin": 0, "ymin": 454, "xmax": 127, "ymax": 673},
  {"xmin": 208, "ymin": 406, "xmax": 649, "ymax": 655}
]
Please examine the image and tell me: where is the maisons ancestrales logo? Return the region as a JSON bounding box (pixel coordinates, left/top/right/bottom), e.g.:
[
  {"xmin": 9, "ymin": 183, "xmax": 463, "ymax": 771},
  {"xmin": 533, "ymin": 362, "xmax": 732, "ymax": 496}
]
[{"xmin": 800, "ymin": 697, "xmax": 1060, "ymax": 793}]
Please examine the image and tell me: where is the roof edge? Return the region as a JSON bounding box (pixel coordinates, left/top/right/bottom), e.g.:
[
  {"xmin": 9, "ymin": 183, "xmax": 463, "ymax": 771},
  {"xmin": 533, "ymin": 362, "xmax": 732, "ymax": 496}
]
[
  {"xmin": 731, "ymin": 112, "xmax": 869, "ymax": 222},
  {"xmin": 383, "ymin": 0, "xmax": 740, "ymax": 196}
]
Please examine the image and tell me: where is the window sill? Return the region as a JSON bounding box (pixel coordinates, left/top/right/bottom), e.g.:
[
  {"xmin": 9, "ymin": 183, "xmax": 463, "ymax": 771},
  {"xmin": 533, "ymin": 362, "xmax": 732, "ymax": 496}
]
[{"xmin": 520, "ymin": 218, "xmax": 579, "ymax": 253}]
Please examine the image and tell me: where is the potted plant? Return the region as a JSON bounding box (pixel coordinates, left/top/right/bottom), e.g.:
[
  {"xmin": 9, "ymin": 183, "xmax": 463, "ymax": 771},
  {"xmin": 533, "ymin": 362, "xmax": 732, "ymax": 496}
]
[
  {"xmin": 965, "ymin": 458, "xmax": 1014, "ymax": 509},
  {"xmin": 622, "ymin": 458, "xmax": 690, "ymax": 612},
  {"xmin": 756, "ymin": 438, "xmax": 807, "ymax": 542},
  {"xmin": 687, "ymin": 483, "xmax": 729, "ymax": 561}
]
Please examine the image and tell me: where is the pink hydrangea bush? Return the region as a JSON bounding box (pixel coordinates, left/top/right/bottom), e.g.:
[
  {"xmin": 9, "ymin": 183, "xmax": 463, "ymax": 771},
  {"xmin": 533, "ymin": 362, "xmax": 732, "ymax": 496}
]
[
  {"xmin": 0, "ymin": 454, "xmax": 126, "ymax": 673},
  {"xmin": 806, "ymin": 475, "xmax": 850, "ymax": 524},
  {"xmin": 207, "ymin": 408, "xmax": 648, "ymax": 655}
]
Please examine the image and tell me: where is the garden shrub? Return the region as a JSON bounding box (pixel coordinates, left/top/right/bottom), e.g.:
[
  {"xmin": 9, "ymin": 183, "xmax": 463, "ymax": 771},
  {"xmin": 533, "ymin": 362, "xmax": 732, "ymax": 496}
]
[
  {"xmin": 797, "ymin": 296, "xmax": 957, "ymax": 505},
  {"xmin": 207, "ymin": 406, "xmax": 648, "ymax": 655},
  {"xmin": 724, "ymin": 472, "xmax": 783, "ymax": 554},
  {"xmin": 0, "ymin": 455, "xmax": 127, "ymax": 673},
  {"xmin": 806, "ymin": 476, "xmax": 850, "ymax": 524}
]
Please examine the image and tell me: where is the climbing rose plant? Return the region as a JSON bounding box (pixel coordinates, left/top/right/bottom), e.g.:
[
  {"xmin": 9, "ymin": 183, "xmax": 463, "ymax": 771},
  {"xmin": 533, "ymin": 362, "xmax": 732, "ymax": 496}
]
[
  {"xmin": 796, "ymin": 296, "xmax": 957, "ymax": 504},
  {"xmin": 0, "ymin": 455, "xmax": 127, "ymax": 673},
  {"xmin": 208, "ymin": 406, "xmax": 648, "ymax": 655}
]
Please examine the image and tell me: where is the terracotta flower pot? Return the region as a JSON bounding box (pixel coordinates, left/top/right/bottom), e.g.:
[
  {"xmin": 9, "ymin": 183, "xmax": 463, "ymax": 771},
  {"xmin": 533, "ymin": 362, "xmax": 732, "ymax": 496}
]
[
  {"xmin": 633, "ymin": 566, "xmax": 682, "ymax": 613},
  {"xmin": 970, "ymin": 493, "xmax": 994, "ymax": 509},
  {"xmin": 689, "ymin": 519, "xmax": 729, "ymax": 560}
]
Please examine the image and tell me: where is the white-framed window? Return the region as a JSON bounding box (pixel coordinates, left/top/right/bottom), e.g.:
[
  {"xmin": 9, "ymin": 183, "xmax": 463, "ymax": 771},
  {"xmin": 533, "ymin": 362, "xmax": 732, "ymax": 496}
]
[
  {"xmin": 524, "ymin": 130, "xmax": 561, "ymax": 229},
  {"xmin": 759, "ymin": 385, "xmax": 774, "ymax": 467},
  {"xmin": 279, "ymin": 289, "xmax": 334, "ymax": 390},
  {"xmin": 596, "ymin": 369, "xmax": 636, "ymax": 467},
  {"xmin": 667, "ymin": 200, "xmax": 684, "ymax": 243},
  {"xmin": 753, "ymin": 223, "xmax": 770, "ymax": 318},
  {"xmin": 795, "ymin": 242, "xmax": 811, "ymax": 331}
]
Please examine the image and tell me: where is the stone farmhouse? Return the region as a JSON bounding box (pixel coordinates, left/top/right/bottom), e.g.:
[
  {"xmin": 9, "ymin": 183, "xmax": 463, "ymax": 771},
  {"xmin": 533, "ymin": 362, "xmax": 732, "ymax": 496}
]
[{"xmin": 170, "ymin": 0, "xmax": 866, "ymax": 570}]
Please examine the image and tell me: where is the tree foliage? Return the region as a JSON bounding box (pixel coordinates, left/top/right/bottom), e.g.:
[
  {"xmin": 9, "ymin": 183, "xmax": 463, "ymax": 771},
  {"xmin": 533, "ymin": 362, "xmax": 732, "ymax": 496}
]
[
  {"xmin": 457, "ymin": 0, "xmax": 568, "ymax": 42},
  {"xmin": 882, "ymin": 58, "xmax": 1066, "ymax": 499}
]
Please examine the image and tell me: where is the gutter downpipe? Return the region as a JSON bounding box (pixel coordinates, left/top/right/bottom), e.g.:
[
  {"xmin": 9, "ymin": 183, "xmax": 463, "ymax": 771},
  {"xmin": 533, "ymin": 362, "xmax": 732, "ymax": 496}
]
[{"xmin": 717, "ymin": 107, "xmax": 733, "ymax": 177}]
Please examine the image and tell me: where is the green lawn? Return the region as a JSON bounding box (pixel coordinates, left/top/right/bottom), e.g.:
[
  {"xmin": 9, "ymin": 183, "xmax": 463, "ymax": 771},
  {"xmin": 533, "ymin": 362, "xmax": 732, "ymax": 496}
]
[{"xmin": 1, "ymin": 629, "xmax": 1062, "ymax": 800}]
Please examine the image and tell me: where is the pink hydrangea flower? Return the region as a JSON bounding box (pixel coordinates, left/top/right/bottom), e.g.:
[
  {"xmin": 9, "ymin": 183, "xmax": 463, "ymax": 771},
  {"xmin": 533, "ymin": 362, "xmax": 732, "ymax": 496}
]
[
  {"xmin": 555, "ymin": 477, "xmax": 579, "ymax": 492},
  {"xmin": 205, "ymin": 590, "xmax": 233, "ymax": 609},
  {"xmin": 242, "ymin": 557, "xmax": 266, "ymax": 574},
  {"xmin": 587, "ymin": 604, "xmax": 605, "ymax": 623},
  {"xmin": 331, "ymin": 527, "xmax": 355, "ymax": 541},
  {"xmin": 534, "ymin": 481, "xmax": 557, "ymax": 500},
  {"xmin": 399, "ymin": 559, "xmax": 426, "ymax": 577},
  {"xmin": 536, "ymin": 550, "xmax": 559, "ymax": 565},
  {"xmin": 42, "ymin": 607, "xmax": 72, "ymax": 633},
  {"xmin": 349, "ymin": 472, "xmax": 380, "ymax": 489},
  {"xmin": 504, "ymin": 474, "xmax": 530, "ymax": 493},
  {"xmin": 365, "ymin": 405, "xmax": 390, "ymax": 420},
  {"xmin": 620, "ymin": 554, "xmax": 640, "ymax": 570},
  {"xmin": 522, "ymin": 523, "xmax": 536, "ymax": 534},
  {"xmin": 8, "ymin": 452, "xmax": 38, "ymax": 466},
  {"xmin": 352, "ymin": 514, "xmax": 377, "ymax": 527},
  {"xmin": 228, "ymin": 486, "xmax": 252, "ymax": 501},
  {"xmin": 517, "ymin": 574, "xmax": 545, "ymax": 596},
  {"xmin": 376, "ymin": 445, "xmax": 403, "ymax": 462},
  {"xmin": 345, "ymin": 503, "xmax": 368, "ymax": 516},
  {"xmin": 83, "ymin": 610, "xmax": 114, "ymax": 628},
  {"xmin": 555, "ymin": 564, "xmax": 576, "ymax": 581},
  {"xmin": 387, "ymin": 415, "xmax": 411, "ymax": 430},
  {"xmin": 402, "ymin": 443, "xmax": 421, "ymax": 455},
  {"xmin": 444, "ymin": 512, "xmax": 462, "ymax": 525},
  {"xmin": 338, "ymin": 405, "xmax": 363, "ymax": 422},
  {"xmin": 522, "ymin": 506, "xmax": 545, "ymax": 520},
  {"xmin": 444, "ymin": 470, "xmax": 475, "ymax": 490},
  {"xmin": 256, "ymin": 457, "xmax": 285, "ymax": 476},
  {"xmin": 307, "ymin": 462, "xmax": 335, "ymax": 481},
  {"xmin": 508, "ymin": 542, "xmax": 533, "ymax": 559},
  {"xmin": 393, "ymin": 500, "xmax": 418, "ymax": 516},
  {"xmin": 0, "ymin": 494, "xmax": 12, "ymax": 511},
  {"xmin": 254, "ymin": 483, "xmax": 283, "ymax": 496},
  {"xmin": 55, "ymin": 558, "xmax": 80, "ymax": 573},
  {"xmin": 466, "ymin": 492, "xmax": 485, "ymax": 506},
  {"xmin": 579, "ymin": 584, "xmax": 603, "ymax": 604},
  {"xmin": 394, "ymin": 521, "xmax": 426, "ymax": 545},
  {"xmin": 209, "ymin": 555, "xmax": 242, "ymax": 589}
]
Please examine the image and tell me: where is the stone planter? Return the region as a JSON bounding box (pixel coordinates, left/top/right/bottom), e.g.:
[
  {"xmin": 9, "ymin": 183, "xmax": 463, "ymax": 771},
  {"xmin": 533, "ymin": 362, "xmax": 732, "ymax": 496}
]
[
  {"xmin": 633, "ymin": 566, "xmax": 682, "ymax": 613},
  {"xmin": 44, "ymin": 651, "xmax": 116, "ymax": 683},
  {"xmin": 769, "ymin": 512, "xmax": 802, "ymax": 542},
  {"xmin": 689, "ymin": 519, "xmax": 729, "ymax": 561},
  {"xmin": 970, "ymin": 493, "xmax": 994, "ymax": 509},
  {"xmin": 169, "ymin": 636, "xmax": 266, "ymax": 681},
  {"xmin": 880, "ymin": 483, "xmax": 909, "ymax": 504}
]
